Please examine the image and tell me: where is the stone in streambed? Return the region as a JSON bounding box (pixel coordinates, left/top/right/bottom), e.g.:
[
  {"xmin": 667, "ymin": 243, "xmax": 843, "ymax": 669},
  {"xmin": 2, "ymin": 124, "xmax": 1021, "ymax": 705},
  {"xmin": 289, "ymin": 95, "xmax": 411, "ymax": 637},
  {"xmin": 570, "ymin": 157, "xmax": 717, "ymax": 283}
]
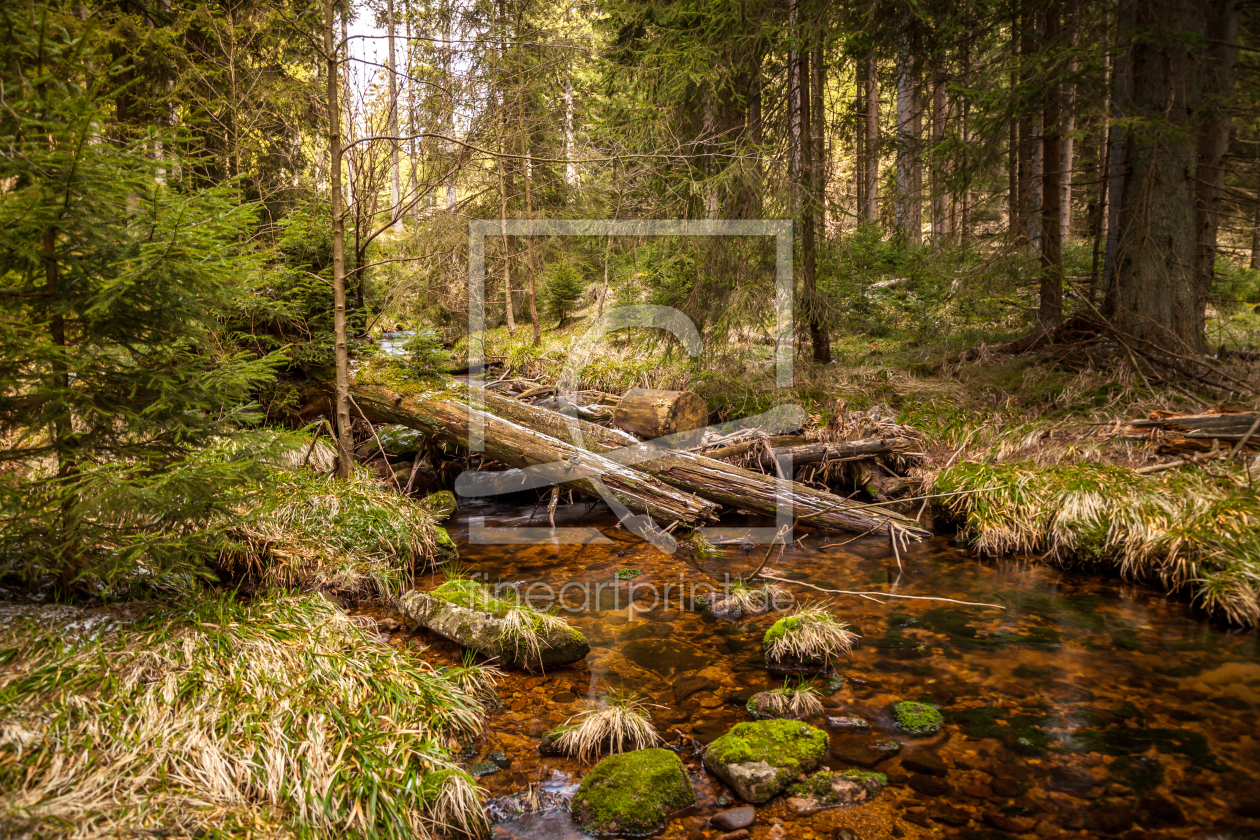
[
  {"xmin": 901, "ymin": 751, "xmax": 949, "ymax": 777},
  {"xmin": 892, "ymin": 700, "xmax": 944, "ymax": 736},
  {"xmin": 703, "ymin": 719, "xmax": 829, "ymax": 804},
  {"xmin": 570, "ymin": 748, "xmax": 696, "ymax": 837},
  {"xmin": 832, "ymin": 738, "xmax": 902, "ymax": 767},
  {"xmin": 396, "ymin": 590, "xmax": 588, "ymax": 670},
  {"xmin": 710, "ymin": 806, "xmax": 756, "ymax": 831},
  {"xmin": 785, "ymin": 769, "xmax": 887, "ymax": 814},
  {"xmin": 826, "ymin": 716, "xmax": 870, "ymax": 731}
]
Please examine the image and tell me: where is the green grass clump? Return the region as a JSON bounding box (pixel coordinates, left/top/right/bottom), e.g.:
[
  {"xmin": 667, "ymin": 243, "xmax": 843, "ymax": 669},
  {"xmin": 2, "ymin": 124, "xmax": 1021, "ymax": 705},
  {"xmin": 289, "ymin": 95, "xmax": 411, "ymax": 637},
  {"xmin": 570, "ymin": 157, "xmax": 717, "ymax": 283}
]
[
  {"xmin": 933, "ymin": 461, "xmax": 1260, "ymax": 626},
  {"xmin": 615, "ymin": 567, "xmax": 642, "ymax": 580},
  {"xmin": 893, "ymin": 700, "xmax": 945, "ymax": 735},
  {"xmin": 0, "ymin": 593, "xmax": 488, "ymax": 839}
]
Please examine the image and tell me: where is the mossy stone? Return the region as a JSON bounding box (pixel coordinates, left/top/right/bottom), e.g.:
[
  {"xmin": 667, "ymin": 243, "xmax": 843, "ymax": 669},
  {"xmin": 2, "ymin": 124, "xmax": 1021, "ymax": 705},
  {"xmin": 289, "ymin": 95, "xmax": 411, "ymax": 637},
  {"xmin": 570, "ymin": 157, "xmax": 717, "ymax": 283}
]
[
  {"xmin": 616, "ymin": 567, "xmax": 642, "ymax": 581},
  {"xmin": 433, "ymin": 527, "xmax": 458, "ymax": 563},
  {"xmin": 422, "ymin": 491, "xmax": 458, "ymax": 521},
  {"xmin": 893, "ymin": 701, "xmax": 944, "ymax": 736},
  {"xmin": 468, "ymin": 761, "xmax": 499, "ymax": 777},
  {"xmin": 704, "ymin": 719, "xmax": 829, "ymax": 803},
  {"xmin": 570, "ymin": 748, "xmax": 695, "ymax": 836}
]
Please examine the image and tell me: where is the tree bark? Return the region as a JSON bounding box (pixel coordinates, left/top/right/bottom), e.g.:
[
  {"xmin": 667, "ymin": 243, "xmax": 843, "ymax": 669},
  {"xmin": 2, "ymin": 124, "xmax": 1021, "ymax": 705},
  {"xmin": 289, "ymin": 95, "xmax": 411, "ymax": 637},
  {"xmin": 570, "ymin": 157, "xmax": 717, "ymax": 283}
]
[
  {"xmin": 1112, "ymin": 0, "xmax": 1207, "ymax": 348},
  {"xmin": 1039, "ymin": 2, "xmax": 1063, "ymax": 329},
  {"xmin": 1101, "ymin": 0, "xmax": 1130, "ymax": 312},
  {"xmin": 1194, "ymin": 0, "xmax": 1239, "ymax": 327},
  {"xmin": 386, "ymin": 0, "xmax": 402, "ymax": 231},
  {"xmin": 931, "ymin": 58, "xmax": 948, "ymax": 245},
  {"xmin": 895, "ymin": 20, "xmax": 920, "ymax": 245},
  {"xmin": 325, "ymin": 0, "xmax": 353, "ymax": 478},
  {"xmin": 864, "ymin": 54, "xmax": 880, "ymax": 223}
]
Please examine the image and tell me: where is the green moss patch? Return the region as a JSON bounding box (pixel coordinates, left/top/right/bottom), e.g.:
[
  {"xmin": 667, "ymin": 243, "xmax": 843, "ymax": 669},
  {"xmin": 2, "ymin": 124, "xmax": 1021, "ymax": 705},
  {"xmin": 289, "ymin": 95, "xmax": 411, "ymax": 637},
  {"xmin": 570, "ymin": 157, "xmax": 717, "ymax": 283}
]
[
  {"xmin": 703, "ymin": 719, "xmax": 829, "ymax": 803},
  {"xmin": 893, "ymin": 701, "xmax": 944, "ymax": 736},
  {"xmin": 570, "ymin": 748, "xmax": 695, "ymax": 836},
  {"xmin": 615, "ymin": 567, "xmax": 643, "ymax": 581}
]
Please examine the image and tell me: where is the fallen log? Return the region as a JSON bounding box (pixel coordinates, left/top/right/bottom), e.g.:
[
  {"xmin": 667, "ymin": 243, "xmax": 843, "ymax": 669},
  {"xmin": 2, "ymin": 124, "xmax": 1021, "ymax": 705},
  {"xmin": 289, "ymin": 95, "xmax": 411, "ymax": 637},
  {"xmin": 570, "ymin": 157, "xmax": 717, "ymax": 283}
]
[
  {"xmin": 472, "ymin": 390, "xmax": 929, "ymax": 538},
  {"xmin": 612, "ymin": 388, "xmax": 708, "ymax": 442},
  {"xmin": 349, "ymin": 384, "xmax": 719, "ymax": 526},
  {"xmin": 1120, "ymin": 410, "xmax": 1260, "ymax": 453},
  {"xmin": 699, "ymin": 435, "xmax": 809, "ymax": 461},
  {"xmin": 741, "ymin": 438, "xmax": 896, "ymax": 470}
]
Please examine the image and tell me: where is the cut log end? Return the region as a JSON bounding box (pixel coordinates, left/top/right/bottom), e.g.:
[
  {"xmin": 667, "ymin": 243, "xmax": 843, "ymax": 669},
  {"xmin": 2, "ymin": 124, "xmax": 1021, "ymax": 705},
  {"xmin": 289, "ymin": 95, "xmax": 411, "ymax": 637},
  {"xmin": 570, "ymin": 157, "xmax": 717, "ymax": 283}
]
[{"xmin": 612, "ymin": 388, "xmax": 708, "ymax": 442}]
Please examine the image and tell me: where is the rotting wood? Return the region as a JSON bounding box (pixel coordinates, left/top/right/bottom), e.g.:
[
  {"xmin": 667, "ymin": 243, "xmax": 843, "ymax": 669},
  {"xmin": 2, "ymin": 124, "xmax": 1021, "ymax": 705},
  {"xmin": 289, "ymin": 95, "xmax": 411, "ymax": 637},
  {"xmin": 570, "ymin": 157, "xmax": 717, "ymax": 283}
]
[{"xmin": 348, "ymin": 384, "xmax": 719, "ymax": 526}]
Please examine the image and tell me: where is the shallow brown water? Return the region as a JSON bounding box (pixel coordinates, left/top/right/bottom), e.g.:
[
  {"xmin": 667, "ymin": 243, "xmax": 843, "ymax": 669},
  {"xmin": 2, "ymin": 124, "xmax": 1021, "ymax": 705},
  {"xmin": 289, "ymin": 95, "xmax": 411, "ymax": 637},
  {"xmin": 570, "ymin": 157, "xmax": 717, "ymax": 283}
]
[{"xmin": 373, "ymin": 501, "xmax": 1260, "ymax": 840}]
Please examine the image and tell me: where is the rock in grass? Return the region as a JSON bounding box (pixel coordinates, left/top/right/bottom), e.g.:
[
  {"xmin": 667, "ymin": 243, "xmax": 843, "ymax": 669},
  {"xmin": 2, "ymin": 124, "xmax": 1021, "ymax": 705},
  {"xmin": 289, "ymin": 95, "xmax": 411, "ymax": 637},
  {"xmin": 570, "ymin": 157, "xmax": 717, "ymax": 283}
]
[
  {"xmin": 785, "ymin": 769, "xmax": 887, "ymax": 814},
  {"xmin": 397, "ymin": 590, "xmax": 589, "ymax": 670},
  {"xmin": 893, "ymin": 701, "xmax": 944, "ymax": 736},
  {"xmin": 570, "ymin": 748, "xmax": 696, "ymax": 836},
  {"xmin": 433, "ymin": 526, "xmax": 459, "ymax": 563},
  {"xmin": 703, "ymin": 719, "xmax": 829, "ymax": 804}
]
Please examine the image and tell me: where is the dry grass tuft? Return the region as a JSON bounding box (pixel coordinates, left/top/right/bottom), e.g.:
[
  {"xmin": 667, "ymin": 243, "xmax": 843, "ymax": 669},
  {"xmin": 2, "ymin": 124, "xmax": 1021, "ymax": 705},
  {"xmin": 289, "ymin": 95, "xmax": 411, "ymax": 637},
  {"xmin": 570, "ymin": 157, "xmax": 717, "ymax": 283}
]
[
  {"xmin": 765, "ymin": 606, "xmax": 858, "ymax": 669},
  {"xmin": 551, "ymin": 692, "xmax": 661, "ymax": 763},
  {"xmin": 760, "ymin": 679, "xmax": 824, "ymax": 718},
  {"xmin": 0, "ymin": 593, "xmax": 489, "ymax": 839}
]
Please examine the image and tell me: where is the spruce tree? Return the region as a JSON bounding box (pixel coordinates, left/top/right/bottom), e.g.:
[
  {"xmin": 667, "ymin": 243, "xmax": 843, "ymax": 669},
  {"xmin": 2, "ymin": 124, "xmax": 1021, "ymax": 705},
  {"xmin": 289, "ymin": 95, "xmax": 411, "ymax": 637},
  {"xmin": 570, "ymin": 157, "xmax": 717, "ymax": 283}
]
[{"xmin": 0, "ymin": 7, "xmax": 280, "ymax": 592}]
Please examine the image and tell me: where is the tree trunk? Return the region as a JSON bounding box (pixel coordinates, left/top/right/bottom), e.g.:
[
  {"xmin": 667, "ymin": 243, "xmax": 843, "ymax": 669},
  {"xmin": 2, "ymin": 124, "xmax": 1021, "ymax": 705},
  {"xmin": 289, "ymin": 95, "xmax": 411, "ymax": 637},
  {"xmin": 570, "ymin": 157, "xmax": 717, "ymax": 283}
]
[
  {"xmin": 405, "ymin": 0, "xmax": 420, "ymax": 223},
  {"xmin": 386, "ymin": 0, "xmax": 402, "ymax": 231},
  {"xmin": 352, "ymin": 385, "xmax": 931, "ymax": 537},
  {"xmin": 1251, "ymin": 176, "xmax": 1260, "ymax": 270},
  {"xmin": 1112, "ymin": 0, "xmax": 1207, "ymax": 349},
  {"xmin": 894, "ymin": 21, "xmax": 920, "ymax": 245},
  {"xmin": 864, "ymin": 55, "xmax": 880, "ymax": 223},
  {"xmin": 1060, "ymin": 33, "xmax": 1077, "ymax": 245},
  {"xmin": 1009, "ymin": 11, "xmax": 1020, "ymax": 237},
  {"xmin": 563, "ymin": 3, "xmax": 577, "ymax": 195},
  {"xmin": 931, "ymin": 59, "xmax": 948, "ymax": 245},
  {"xmin": 325, "ymin": 0, "xmax": 353, "ymax": 478},
  {"xmin": 1101, "ymin": 0, "xmax": 1130, "ymax": 312},
  {"xmin": 519, "ymin": 115, "xmax": 541, "ymax": 346},
  {"xmin": 1194, "ymin": 0, "xmax": 1239, "ymax": 327},
  {"xmin": 812, "ymin": 40, "xmax": 826, "ymax": 240},
  {"xmin": 1039, "ymin": 3, "xmax": 1063, "ymax": 329}
]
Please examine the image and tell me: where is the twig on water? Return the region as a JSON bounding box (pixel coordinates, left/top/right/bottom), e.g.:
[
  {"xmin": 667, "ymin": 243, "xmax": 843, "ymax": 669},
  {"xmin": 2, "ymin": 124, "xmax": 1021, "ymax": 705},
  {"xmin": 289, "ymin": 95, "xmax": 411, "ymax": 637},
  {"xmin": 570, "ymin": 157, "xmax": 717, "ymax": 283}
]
[{"xmin": 758, "ymin": 574, "xmax": 1006, "ymax": 610}]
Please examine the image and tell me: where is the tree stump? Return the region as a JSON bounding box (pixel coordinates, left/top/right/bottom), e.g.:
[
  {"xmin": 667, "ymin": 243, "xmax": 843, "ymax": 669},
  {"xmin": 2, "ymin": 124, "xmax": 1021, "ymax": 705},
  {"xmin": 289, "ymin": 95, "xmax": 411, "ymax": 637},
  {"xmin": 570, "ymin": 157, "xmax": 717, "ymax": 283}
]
[{"xmin": 612, "ymin": 389, "xmax": 708, "ymax": 442}]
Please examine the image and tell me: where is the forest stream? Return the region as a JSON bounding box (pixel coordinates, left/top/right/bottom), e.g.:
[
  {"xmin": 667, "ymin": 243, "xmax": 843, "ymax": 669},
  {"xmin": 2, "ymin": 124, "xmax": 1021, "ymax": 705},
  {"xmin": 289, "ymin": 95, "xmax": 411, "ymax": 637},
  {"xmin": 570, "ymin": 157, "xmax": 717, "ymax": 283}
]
[{"xmin": 358, "ymin": 502, "xmax": 1260, "ymax": 840}]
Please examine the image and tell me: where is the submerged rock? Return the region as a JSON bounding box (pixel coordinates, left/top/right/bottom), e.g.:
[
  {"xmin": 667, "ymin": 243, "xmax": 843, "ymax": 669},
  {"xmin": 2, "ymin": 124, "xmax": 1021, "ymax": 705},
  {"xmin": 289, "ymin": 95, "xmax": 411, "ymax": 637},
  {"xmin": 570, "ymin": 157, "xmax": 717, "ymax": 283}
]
[
  {"xmin": 710, "ymin": 805, "xmax": 755, "ymax": 830},
  {"xmin": 570, "ymin": 748, "xmax": 696, "ymax": 836},
  {"xmin": 785, "ymin": 769, "xmax": 887, "ymax": 814},
  {"xmin": 703, "ymin": 719, "xmax": 829, "ymax": 804},
  {"xmin": 892, "ymin": 700, "xmax": 944, "ymax": 736},
  {"xmin": 831, "ymin": 738, "xmax": 902, "ymax": 767},
  {"xmin": 396, "ymin": 590, "xmax": 589, "ymax": 670}
]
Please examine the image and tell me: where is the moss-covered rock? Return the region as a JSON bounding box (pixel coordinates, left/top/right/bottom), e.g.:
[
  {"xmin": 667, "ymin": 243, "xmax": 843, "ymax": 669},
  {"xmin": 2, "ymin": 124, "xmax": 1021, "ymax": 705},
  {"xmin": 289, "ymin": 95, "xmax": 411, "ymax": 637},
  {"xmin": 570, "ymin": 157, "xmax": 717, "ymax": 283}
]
[
  {"xmin": 893, "ymin": 701, "xmax": 944, "ymax": 736},
  {"xmin": 421, "ymin": 490, "xmax": 458, "ymax": 521},
  {"xmin": 433, "ymin": 526, "xmax": 458, "ymax": 563},
  {"xmin": 570, "ymin": 748, "xmax": 696, "ymax": 836},
  {"xmin": 396, "ymin": 590, "xmax": 589, "ymax": 670},
  {"xmin": 703, "ymin": 719, "xmax": 829, "ymax": 803},
  {"xmin": 785, "ymin": 769, "xmax": 887, "ymax": 814}
]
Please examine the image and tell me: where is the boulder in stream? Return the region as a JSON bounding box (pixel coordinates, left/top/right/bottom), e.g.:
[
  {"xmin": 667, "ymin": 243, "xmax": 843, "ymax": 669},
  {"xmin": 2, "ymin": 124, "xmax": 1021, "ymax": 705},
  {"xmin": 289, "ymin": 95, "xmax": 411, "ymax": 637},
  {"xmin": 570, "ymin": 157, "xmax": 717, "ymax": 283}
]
[
  {"xmin": 570, "ymin": 748, "xmax": 696, "ymax": 836},
  {"xmin": 892, "ymin": 700, "xmax": 944, "ymax": 736},
  {"xmin": 396, "ymin": 588, "xmax": 589, "ymax": 671},
  {"xmin": 703, "ymin": 719, "xmax": 829, "ymax": 804}
]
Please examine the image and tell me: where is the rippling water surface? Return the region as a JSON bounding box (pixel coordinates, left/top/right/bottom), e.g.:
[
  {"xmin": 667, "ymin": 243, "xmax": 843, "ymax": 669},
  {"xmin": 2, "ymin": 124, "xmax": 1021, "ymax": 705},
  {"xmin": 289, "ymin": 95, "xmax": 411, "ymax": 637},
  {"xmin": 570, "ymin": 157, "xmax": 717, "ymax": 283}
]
[{"xmin": 371, "ymin": 501, "xmax": 1260, "ymax": 840}]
